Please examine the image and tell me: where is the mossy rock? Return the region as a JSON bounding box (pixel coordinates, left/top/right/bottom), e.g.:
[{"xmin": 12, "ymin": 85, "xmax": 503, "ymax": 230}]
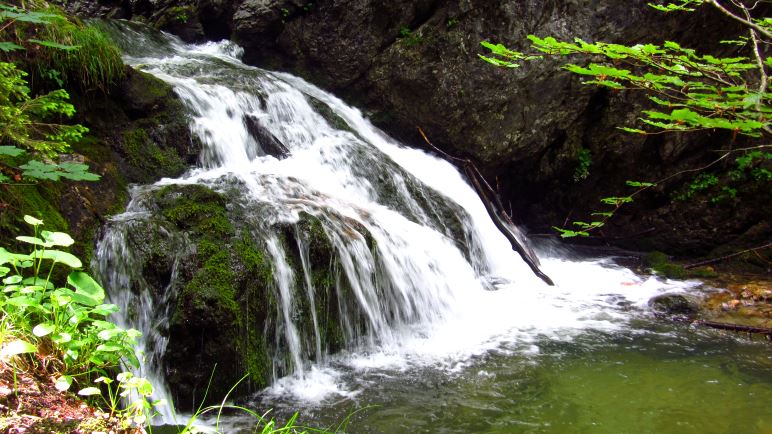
[
  {"xmin": 155, "ymin": 184, "xmax": 234, "ymax": 237},
  {"xmin": 644, "ymin": 250, "xmax": 719, "ymax": 280}
]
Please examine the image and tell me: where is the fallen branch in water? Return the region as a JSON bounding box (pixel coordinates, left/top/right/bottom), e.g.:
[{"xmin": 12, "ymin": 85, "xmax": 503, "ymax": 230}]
[
  {"xmin": 684, "ymin": 243, "xmax": 772, "ymax": 269},
  {"xmin": 417, "ymin": 127, "xmax": 554, "ymax": 286},
  {"xmin": 693, "ymin": 320, "xmax": 772, "ymax": 340}
]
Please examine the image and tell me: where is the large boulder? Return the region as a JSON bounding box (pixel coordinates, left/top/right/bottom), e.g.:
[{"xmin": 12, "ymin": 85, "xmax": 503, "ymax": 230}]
[{"xmin": 101, "ymin": 182, "xmax": 358, "ymax": 411}]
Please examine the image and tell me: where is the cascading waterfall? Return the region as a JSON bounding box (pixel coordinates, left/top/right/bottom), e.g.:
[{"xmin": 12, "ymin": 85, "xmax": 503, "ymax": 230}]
[{"xmin": 92, "ymin": 22, "xmax": 703, "ymax": 424}]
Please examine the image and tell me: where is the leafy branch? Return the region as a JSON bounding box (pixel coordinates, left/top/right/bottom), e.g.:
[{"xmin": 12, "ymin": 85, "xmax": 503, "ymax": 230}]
[
  {"xmin": 1, "ymin": 4, "xmax": 101, "ymax": 184},
  {"xmin": 481, "ymin": 0, "xmax": 769, "ymax": 238}
]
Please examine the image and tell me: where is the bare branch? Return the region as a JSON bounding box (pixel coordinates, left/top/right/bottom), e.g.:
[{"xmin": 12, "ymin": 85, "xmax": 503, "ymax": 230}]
[{"xmin": 706, "ymin": 0, "xmax": 772, "ymax": 39}]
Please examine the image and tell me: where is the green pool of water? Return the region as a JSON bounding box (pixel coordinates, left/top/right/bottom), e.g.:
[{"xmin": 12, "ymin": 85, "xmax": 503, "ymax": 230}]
[{"xmin": 248, "ymin": 323, "xmax": 771, "ymax": 434}]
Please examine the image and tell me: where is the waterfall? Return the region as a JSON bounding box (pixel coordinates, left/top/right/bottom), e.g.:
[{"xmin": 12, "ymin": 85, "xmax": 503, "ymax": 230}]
[{"xmin": 92, "ymin": 22, "xmax": 698, "ymax": 423}]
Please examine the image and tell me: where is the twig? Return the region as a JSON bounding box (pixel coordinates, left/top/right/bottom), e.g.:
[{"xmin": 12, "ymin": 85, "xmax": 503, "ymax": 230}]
[
  {"xmin": 684, "ymin": 243, "xmax": 772, "ymax": 269},
  {"xmin": 693, "ymin": 319, "xmax": 772, "ymax": 338},
  {"xmin": 707, "ymin": 0, "xmax": 772, "ymax": 39}
]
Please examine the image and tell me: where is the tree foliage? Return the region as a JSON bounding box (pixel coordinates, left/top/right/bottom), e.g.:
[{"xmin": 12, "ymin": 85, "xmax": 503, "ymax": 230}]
[
  {"xmin": 0, "ymin": 3, "xmax": 104, "ymax": 183},
  {"xmin": 480, "ymin": 0, "xmax": 770, "ymax": 238}
]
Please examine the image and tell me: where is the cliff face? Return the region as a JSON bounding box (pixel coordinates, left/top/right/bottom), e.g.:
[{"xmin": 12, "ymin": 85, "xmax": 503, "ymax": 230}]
[{"xmin": 61, "ymin": 0, "xmax": 770, "ymax": 258}]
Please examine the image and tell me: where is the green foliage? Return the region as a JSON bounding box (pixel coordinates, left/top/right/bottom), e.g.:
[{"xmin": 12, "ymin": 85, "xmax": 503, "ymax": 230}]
[
  {"xmin": 1, "ymin": 3, "xmax": 124, "ymax": 91},
  {"xmin": 398, "ymin": 27, "xmax": 423, "ymax": 46},
  {"xmin": 482, "ymin": 35, "xmax": 769, "ymax": 137},
  {"xmin": 0, "ymin": 216, "xmax": 161, "ymax": 429},
  {"xmin": 34, "ymin": 19, "xmax": 124, "ymax": 91},
  {"xmin": 675, "ymin": 172, "xmax": 719, "ymax": 200},
  {"xmin": 0, "ymin": 4, "xmax": 105, "ymax": 184},
  {"xmin": 573, "ymin": 147, "xmax": 591, "ymax": 182},
  {"xmin": 480, "ymin": 1, "xmax": 770, "ymax": 238},
  {"xmin": 0, "ymin": 216, "xmax": 139, "ymax": 375},
  {"xmin": 0, "ymin": 62, "xmax": 86, "ymax": 156}
]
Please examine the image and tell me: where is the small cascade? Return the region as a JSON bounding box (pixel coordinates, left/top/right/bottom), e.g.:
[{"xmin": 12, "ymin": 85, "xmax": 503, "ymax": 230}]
[
  {"xmin": 92, "ymin": 22, "xmax": 702, "ymax": 424},
  {"xmin": 92, "ymin": 190, "xmax": 192, "ymax": 421}
]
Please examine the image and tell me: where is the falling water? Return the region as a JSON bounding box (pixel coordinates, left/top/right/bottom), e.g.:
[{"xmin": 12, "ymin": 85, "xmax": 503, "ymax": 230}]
[{"xmin": 91, "ymin": 22, "xmax": 714, "ymax": 425}]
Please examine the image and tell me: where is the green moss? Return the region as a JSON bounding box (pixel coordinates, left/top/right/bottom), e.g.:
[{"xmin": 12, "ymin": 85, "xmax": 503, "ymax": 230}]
[
  {"xmin": 181, "ymin": 249, "xmax": 239, "ymax": 321},
  {"xmin": 644, "ymin": 251, "xmax": 669, "ymax": 267},
  {"xmin": 154, "ymin": 5, "xmax": 196, "ymax": 29},
  {"xmin": 687, "ymin": 266, "xmax": 719, "ymax": 278},
  {"xmin": 308, "ymin": 97, "xmax": 354, "ymax": 133},
  {"xmin": 156, "ymin": 184, "xmax": 234, "ymax": 237},
  {"xmin": 645, "ymin": 250, "xmax": 718, "ymax": 279},
  {"xmin": 120, "ymin": 128, "xmax": 187, "ymax": 182},
  {"xmin": 234, "ymin": 237, "xmax": 273, "ymax": 284},
  {"xmin": 0, "ymin": 184, "xmax": 68, "ymax": 248},
  {"xmin": 240, "ymin": 324, "xmax": 271, "ymax": 388}
]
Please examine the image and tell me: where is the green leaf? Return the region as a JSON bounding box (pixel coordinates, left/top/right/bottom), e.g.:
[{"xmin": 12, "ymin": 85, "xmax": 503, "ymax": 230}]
[
  {"xmin": 33, "ymin": 250, "xmax": 83, "ymax": 268},
  {"xmin": 97, "ymin": 328, "xmax": 125, "ymax": 341},
  {"xmin": 16, "ymin": 236, "xmax": 52, "ymax": 247},
  {"xmin": 0, "ymin": 146, "xmax": 24, "ymax": 157},
  {"xmin": 78, "ymin": 387, "xmax": 102, "ymax": 396},
  {"xmin": 552, "ymin": 226, "xmax": 589, "ymax": 238},
  {"xmin": 52, "ymin": 332, "xmax": 72, "ymax": 344},
  {"xmin": 0, "ymin": 248, "xmax": 29, "ymax": 266},
  {"xmin": 23, "ymin": 215, "xmax": 44, "ymax": 226},
  {"xmin": 91, "ymin": 304, "xmax": 120, "ymax": 316},
  {"xmin": 1, "ymin": 339, "xmax": 37, "ymax": 358},
  {"xmin": 625, "ymin": 180, "xmax": 656, "ymax": 187},
  {"xmin": 41, "ymin": 231, "xmax": 75, "ymax": 247},
  {"xmin": 21, "ymin": 277, "xmax": 54, "ymax": 290},
  {"xmin": 33, "ymin": 323, "xmax": 56, "ymax": 337},
  {"xmin": 67, "ymin": 271, "xmax": 105, "ymax": 305},
  {"xmin": 600, "ymin": 196, "xmax": 633, "ymax": 205},
  {"xmin": 618, "ymin": 127, "xmax": 647, "ymax": 134},
  {"xmin": 0, "ymin": 42, "xmax": 25, "ymax": 52},
  {"xmin": 27, "ymin": 39, "xmax": 80, "ymax": 51},
  {"xmin": 54, "ymin": 375, "xmax": 73, "ymax": 392},
  {"xmin": 3, "ymin": 275, "xmax": 22, "ymax": 285}
]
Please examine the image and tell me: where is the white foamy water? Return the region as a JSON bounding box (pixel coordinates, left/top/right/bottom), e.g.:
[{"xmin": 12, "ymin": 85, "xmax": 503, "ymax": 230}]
[{"xmin": 94, "ymin": 23, "xmax": 703, "ymax": 419}]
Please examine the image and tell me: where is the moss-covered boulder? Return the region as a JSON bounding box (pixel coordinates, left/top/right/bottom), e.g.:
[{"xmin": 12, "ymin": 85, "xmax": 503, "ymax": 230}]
[{"xmin": 111, "ymin": 183, "xmax": 355, "ymax": 411}]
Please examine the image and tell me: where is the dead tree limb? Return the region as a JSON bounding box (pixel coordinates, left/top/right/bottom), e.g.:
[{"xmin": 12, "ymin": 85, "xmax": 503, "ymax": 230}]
[
  {"xmin": 693, "ymin": 319, "xmax": 772, "ymax": 339},
  {"xmin": 417, "ymin": 127, "xmax": 555, "ymax": 286},
  {"xmin": 684, "ymin": 243, "xmax": 772, "ymax": 269}
]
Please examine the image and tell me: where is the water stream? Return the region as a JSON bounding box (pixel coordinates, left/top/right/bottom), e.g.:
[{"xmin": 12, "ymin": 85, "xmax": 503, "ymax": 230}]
[{"xmin": 93, "ymin": 23, "xmax": 772, "ymax": 432}]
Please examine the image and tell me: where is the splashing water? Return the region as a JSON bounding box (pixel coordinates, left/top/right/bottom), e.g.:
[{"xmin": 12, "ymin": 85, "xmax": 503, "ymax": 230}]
[{"xmin": 91, "ymin": 23, "xmax": 719, "ymax": 426}]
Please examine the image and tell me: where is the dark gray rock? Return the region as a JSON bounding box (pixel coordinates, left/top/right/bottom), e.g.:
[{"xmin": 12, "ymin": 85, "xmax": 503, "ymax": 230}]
[
  {"xmin": 243, "ymin": 114, "xmax": 290, "ymax": 158},
  {"xmin": 649, "ymin": 293, "xmax": 702, "ymax": 317}
]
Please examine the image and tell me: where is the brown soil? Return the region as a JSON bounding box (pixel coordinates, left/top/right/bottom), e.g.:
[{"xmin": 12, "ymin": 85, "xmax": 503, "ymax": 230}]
[{"xmin": 0, "ymin": 359, "xmax": 136, "ymax": 434}]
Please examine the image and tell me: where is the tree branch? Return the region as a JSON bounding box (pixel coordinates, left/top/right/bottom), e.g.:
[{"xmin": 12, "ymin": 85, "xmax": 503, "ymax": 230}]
[{"xmin": 706, "ymin": 0, "xmax": 772, "ymax": 39}]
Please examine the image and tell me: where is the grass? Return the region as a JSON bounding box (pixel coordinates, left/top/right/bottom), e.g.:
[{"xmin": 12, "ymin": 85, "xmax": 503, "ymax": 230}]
[{"xmin": 33, "ymin": 15, "xmax": 124, "ymax": 91}]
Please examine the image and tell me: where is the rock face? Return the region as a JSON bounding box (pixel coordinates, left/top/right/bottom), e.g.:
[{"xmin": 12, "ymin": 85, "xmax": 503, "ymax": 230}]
[{"xmin": 63, "ymin": 0, "xmax": 770, "ymax": 258}]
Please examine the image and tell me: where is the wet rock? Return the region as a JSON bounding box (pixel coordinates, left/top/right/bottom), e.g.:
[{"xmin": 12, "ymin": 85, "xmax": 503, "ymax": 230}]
[
  {"xmin": 112, "ymin": 184, "xmax": 361, "ymax": 411},
  {"xmin": 649, "ymin": 293, "xmax": 702, "ymax": 317},
  {"xmin": 243, "ymin": 114, "xmax": 290, "ymax": 158}
]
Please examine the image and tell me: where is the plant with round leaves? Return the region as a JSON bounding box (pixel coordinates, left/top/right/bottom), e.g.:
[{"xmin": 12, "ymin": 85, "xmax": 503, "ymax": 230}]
[{"xmin": 0, "ymin": 215, "xmax": 141, "ymax": 394}]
